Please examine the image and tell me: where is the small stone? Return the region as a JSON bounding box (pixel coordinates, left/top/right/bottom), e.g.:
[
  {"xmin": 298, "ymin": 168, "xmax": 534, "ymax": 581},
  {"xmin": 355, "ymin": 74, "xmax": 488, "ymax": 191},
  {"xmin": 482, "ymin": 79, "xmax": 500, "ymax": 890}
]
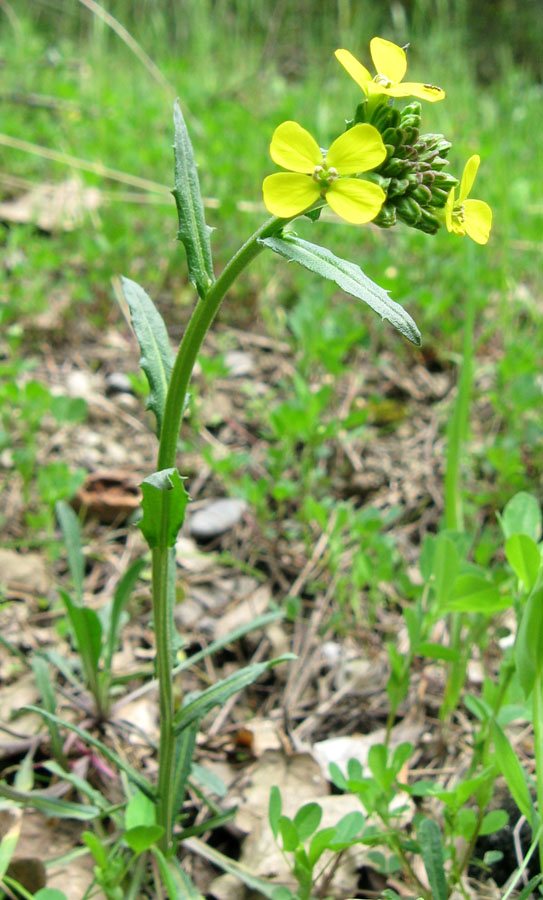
[
  {"xmin": 105, "ymin": 372, "xmax": 133, "ymax": 395},
  {"xmin": 225, "ymin": 350, "xmax": 255, "ymax": 377},
  {"xmin": 189, "ymin": 498, "xmax": 248, "ymax": 540}
]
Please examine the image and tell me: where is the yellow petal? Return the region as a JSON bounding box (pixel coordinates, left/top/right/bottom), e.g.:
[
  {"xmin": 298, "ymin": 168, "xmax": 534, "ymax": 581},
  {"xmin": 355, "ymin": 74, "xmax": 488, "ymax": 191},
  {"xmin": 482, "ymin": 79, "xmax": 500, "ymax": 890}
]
[
  {"xmin": 459, "ymin": 155, "xmax": 480, "ymax": 203},
  {"xmin": 464, "ymin": 199, "xmax": 492, "ymax": 245},
  {"xmin": 326, "ymin": 178, "xmax": 385, "ymax": 224},
  {"xmin": 326, "ymin": 123, "xmax": 386, "ymax": 174},
  {"xmin": 334, "ymin": 48, "xmax": 372, "ymax": 93},
  {"xmin": 262, "ymin": 173, "xmax": 320, "ymax": 218},
  {"xmin": 385, "ymin": 80, "xmax": 445, "ymax": 101},
  {"xmin": 270, "ymin": 121, "xmax": 321, "ymax": 173},
  {"xmin": 445, "ymin": 186, "xmax": 456, "ymax": 232},
  {"xmin": 370, "ymin": 37, "xmax": 407, "ymax": 84}
]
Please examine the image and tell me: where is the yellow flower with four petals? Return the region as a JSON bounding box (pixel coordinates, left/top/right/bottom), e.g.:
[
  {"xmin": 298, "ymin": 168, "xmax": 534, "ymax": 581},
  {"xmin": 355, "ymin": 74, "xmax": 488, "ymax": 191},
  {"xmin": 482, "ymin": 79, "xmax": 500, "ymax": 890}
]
[
  {"xmin": 335, "ymin": 37, "xmax": 445, "ymax": 103},
  {"xmin": 445, "ymin": 154, "xmax": 492, "ymax": 245},
  {"xmin": 262, "ymin": 121, "xmax": 387, "ymax": 224}
]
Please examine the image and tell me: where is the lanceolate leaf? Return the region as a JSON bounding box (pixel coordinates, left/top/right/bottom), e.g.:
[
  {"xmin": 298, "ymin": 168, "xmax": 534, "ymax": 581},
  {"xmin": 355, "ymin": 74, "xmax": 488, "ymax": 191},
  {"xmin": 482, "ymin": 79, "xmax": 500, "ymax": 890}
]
[
  {"xmin": 259, "ymin": 234, "xmax": 421, "ymax": 345},
  {"xmin": 120, "ymin": 277, "xmax": 174, "ymax": 436},
  {"xmin": 172, "ymin": 100, "xmax": 214, "ymax": 298},
  {"xmin": 55, "ymin": 501, "xmax": 84, "ymax": 601},
  {"xmin": 417, "ymin": 817, "xmax": 447, "ymax": 900}
]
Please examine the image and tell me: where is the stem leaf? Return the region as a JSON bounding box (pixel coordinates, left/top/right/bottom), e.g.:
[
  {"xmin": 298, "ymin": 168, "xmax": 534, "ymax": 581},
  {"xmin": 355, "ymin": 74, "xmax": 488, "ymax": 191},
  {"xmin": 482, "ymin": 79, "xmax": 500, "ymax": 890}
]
[
  {"xmin": 416, "ymin": 817, "xmax": 447, "ymax": 900},
  {"xmin": 140, "ymin": 468, "xmax": 190, "ymax": 550},
  {"xmin": 491, "ymin": 720, "xmax": 533, "ymax": 823},
  {"xmin": 172, "ymin": 100, "xmax": 214, "ymax": 298},
  {"xmin": 120, "ymin": 276, "xmax": 175, "ymax": 436},
  {"xmin": 259, "ymin": 234, "xmax": 421, "ymax": 345}
]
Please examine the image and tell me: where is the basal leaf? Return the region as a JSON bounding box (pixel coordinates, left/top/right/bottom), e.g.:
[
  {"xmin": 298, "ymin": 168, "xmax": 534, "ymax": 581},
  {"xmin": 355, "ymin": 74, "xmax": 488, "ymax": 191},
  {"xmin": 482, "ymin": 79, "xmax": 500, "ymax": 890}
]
[
  {"xmin": 417, "ymin": 817, "xmax": 447, "ymax": 900},
  {"xmin": 55, "ymin": 501, "xmax": 84, "ymax": 600},
  {"xmin": 120, "ymin": 276, "xmax": 174, "ymax": 436},
  {"xmin": 140, "ymin": 467, "xmax": 190, "ymax": 550},
  {"xmin": 259, "ymin": 234, "xmax": 421, "ymax": 345},
  {"xmin": 172, "ymin": 100, "xmax": 214, "ymax": 298}
]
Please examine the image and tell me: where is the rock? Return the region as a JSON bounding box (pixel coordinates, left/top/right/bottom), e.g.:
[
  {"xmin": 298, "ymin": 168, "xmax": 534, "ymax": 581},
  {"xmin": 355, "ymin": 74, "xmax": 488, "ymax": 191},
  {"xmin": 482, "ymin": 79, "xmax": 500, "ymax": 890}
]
[
  {"xmin": 189, "ymin": 498, "xmax": 248, "ymax": 540},
  {"xmin": 105, "ymin": 372, "xmax": 133, "ymax": 395},
  {"xmin": 224, "ymin": 350, "xmax": 255, "ymax": 377},
  {"xmin": 0, "ymin": 549, "xmax": 51, "ymax": 595}
]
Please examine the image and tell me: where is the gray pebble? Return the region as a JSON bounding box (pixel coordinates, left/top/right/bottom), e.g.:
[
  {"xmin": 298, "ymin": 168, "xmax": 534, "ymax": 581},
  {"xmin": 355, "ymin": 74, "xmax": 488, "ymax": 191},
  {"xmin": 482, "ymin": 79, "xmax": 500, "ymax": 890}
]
[
  {"xmin": 105, "ymin": 372, "xmax": 133, "ymax": 395},
  {"xmin": 189, "ymin": 498, "xmax": 248, "ymax": 540}
]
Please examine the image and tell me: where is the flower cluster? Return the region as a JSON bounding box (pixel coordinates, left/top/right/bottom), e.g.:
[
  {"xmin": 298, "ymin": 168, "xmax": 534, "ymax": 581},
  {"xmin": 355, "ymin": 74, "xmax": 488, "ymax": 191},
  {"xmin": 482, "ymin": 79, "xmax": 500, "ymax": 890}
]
[{"xmin": 262, "ymin": 36, "xmax": 492, "ymax": 244}]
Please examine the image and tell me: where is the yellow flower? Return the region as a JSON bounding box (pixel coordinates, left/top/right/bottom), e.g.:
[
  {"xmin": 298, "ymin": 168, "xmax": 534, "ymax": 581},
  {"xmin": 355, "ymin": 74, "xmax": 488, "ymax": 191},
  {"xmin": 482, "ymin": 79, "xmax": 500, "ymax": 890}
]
[
  {"xmin": 335, "ymin": 37, "xmax": 445, "ymax": 103},
  {"xmin": 445, "ymin": 155, "xmax": 492, "ymax": 245},
  {"xmin": 262, "ymin": 121, "xmax": 386, "ymax": 225}
]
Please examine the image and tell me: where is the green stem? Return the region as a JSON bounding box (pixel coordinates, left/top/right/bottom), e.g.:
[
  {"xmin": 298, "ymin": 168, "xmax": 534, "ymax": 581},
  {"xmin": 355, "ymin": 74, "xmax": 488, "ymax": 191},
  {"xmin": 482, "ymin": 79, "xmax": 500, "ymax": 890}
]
[
  {"xmin": 533, "ymin": 675, "xmax": 543, "ymax": 875},
  {"xmin": 152, "ymin": 214, "xmax": 287, "ymax": 852}
]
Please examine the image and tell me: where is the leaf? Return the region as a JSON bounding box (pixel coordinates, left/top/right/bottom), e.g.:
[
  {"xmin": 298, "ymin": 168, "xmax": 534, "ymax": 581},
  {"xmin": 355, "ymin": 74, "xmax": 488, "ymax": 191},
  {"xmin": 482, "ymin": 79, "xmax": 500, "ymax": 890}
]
[
  {"xmin": 293, "ymin": 803, "xmax": 322, "ymax": 842},
  {"xmin": 55, "ymin": 501, "xmax": 84, "ymax": 600},
  {"xmin": 173, "ymin": 656, "xmax": 294, "ymax": 733},
  {"xmin": 125, "ymin": 789, "xmax": 156, "ymax": 830},
  {"xmin": 505, "ymin": 534, "xmax": 541, "ymax": 593},
  {"xmin": 431, "ymin": 534, "xmax": 460, "ymax": 607},
  {"xmin": 172, "ymin": 100, "xmax": 214, "ymax": 299},
  {"xmin": 103, "ymin": 558, "xmax": 146, "ymax": 672},
  {"xmin": 152, "ymin": 847, "xmax": 207, "ymax": 900},
  {"xmin": 120, "ymin": 277, "xmax": 174, "ymax": 436},
  {"xmin": 268, "ymin": 785, "xmax": 282, "ymax": 840},
  {"xmin": 417, "ymin": 818, "xmax": 447, "ymax": 900},
  {"xmin": 32, "ymin": 658, "xmax": 67, "ymax": 769},
  {"xmin": 328, "ymin": 811, "xmax": 366, "ymax": 846},
  {"xmin": 515, "ymin": 586, "xmax": 543, "ymax": 697},
  {"xmin": 258, "ymin": 234, "xmax": 421, "ymax": 345},
  {"xmin": 279, "ymin": 816, "xmax": 299, "ymax": 851},
  {"xmin": 491, "ymin": 720, "xmax": 532, "ymax": 823},
  {"xmin": 125, "ymin": 825, "xmax": 164, "ymax": 853},
  {"xmin": 500, "ymin": 492, "xmax": 542, "ymax": 542},
  {"xmin": 307, "ymin": 827, "xmax": 337, "ymax": 866},
  {"xmin": 479, "ymin": 808, "xmax": 508, "ymax": 835},
  {"xmin": 442, "ymin": 574, "xmax": 506, "ymax": 614},
  {"xmin": 24, "ymin": 706, "xmax": 154, "ymax": 798},
  {"xmin": 183, "ymin": 836, "xmax": 278, "ymax": 899},
  {"xmin": 190, "ymin": 763, "xmax": 227, "ymax": 798},
  {"xmin": 0, "ymin": 781, "xmax": 100, "ymax": 820},
  {"xmin": 34, "ymin": 892, "xmax": 69, "ymax": 900},
  {"xmin": 59, "ymin": 589, "xmax": 102, "ymax": 691},
  {"xmin": 140, "ymin": 468, "xmax": 190, "ymax": 549},
  {"xmin": 418, "ymin": 642, "xmax": 459, "ymax": 662},
  {"xmin": 0, "ymin": 808, "xmax": 21, "ymax": 881},
  {"xmin": 171, "ymin": 721, "xmax": 198, "ymax": 824}
]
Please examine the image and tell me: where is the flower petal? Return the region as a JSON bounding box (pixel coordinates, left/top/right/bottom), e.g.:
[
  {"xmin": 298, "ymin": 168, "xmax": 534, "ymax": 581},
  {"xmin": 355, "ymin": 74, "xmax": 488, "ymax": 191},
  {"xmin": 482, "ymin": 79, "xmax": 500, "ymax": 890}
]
[
  {"xmin": 384, "ymin": 80, "xmax": 445, "ymax": 101},
  {"xmin": 459, "ymin": 155, "xmax": 480, "ymax": 203},
  {"xmin": 326, "ymin": 178, "xmax": 385, "ymax": 224},
  {"xmin": 334, "ymin": 49, "xmax": 372, "ymax": 93},
  {"xmin": 464, "ymin": 199, "xmax": 492, "ymax": 244},
  {"xmin": 370, "ymin": 37, "xmax": 407, "ymax": 84},
  {"xmin": 445, "ymin": 186, "xmax": 456, "ymax": 232},
  {"xmin": 270, "ymin": 122, "xmax": 322, "ymax": 173},
  {"xmin": 326, "ymin": 123, "xmax": 386, "ymax": 174},
  {"xmin": 262, "ymin": 173, "xmax": 320, "ymax": 218}
]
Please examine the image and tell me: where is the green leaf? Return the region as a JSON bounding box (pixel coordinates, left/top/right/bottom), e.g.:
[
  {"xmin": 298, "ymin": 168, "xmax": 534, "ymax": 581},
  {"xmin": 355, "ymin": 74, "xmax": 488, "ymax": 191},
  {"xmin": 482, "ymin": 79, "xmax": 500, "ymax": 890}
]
[
  {"xmin": 103, "ymin": 558, "xmax": 146, "ymax": 672},
  {"xmin": 125, "ymin": 825, "xmax": 164, "ymax": 853},
  {"xmin": 479, "ymin": 808, "xmax": 508, "ymax": 835},
  {"xmin": 172, "ymin": 100, "xmax": 214, "ymax": 299},
  {"xmin": 152, "ymin": 847, "xmax": 207, "ymax": 900},
  {"xmin": 279, "ymin": 816, "xmax": 299, "ymax": 851},
  {"xmin": 183, "ymin": 836, "xmax": 278, "ymax": 899},
  {"xmin": 82, "ymin": 831, "xmax": 108, "ymax": 868},
  {"xmin": 190, "ymin": 763, "xmax": 227, "ymax": 797},
  {"xmin": 491, "ymin": 720, "xmax": 532, "ymax": 823},
  {"xmin": 59, "ymin": 589, "xmax": 102, "ymax": 689},
  {"xmin": 328, "ymin": 811, "xmax": 365, "ymax": 847},
  {"xmin": 0, "ymin": 781, "xmax": 100, "ymax": 820},
  {"xmin": 442, "ymin": 574, "xmax": 506, "ymax": 614},
  {"xmin": 140, "ymin": 468, "xmax": 190, "ymax": 549},
  {"xmin": 505, "ymin": 534, "xmax": 541, "ymax": 593},
  {"xmin": 34, "ymin": 892, "xmax": 69, "ymax": 900},
  {"xmin": 171, "ymin": 721, "xmax": 198, "ymax": 824},
  {"xmin": 417, "ymin": 818, "xmax": 447, "ymax": 900},
  {"xmin": 31, "ymin": 658, "xmax": 67, "ymax": 769},
  {"xmin": 293, "ymin": 803, "xmax": 322, "ymax": 842},
  {"xmin": 120, "ymin": 277, "xmax": 174, "ymax": 436},
  {"xmin": 418, "ymin": 642, "xmax": 459, "ymax": 662},
  {"xmin": 268, "ymin": 785, "xmax": 282, "ymax": 840},
  {"xmin": 307, "ymin": 827, "xmax": 337, "ymax": 866},
  {"xmin": 500, "ymin": 492, "xmax": 542, "ymax": 542},
  {"xmin": 515, "ymin": 586, "xmax": 543, "ymax": 697},
  {"xmin": 55, "ymin": 501, "xmax": 84, "ymax": 600},
  {"xmin": 259, "ymin": 234, "xmax": 421, "ymax": 345},
  {"xmin": 125, "ymin": 789, "xmax": 156, "ymax": 830},
  {"xmin": 173, "ymin": 656, "xmax": 294, "ymax": 733},
  {"xmin": 0, "ymin": 809, "xmax": 21, "ymax": 881},
  {"xmin": 25, "ymin": 706, "xmax": 154, "ymax": 798}
]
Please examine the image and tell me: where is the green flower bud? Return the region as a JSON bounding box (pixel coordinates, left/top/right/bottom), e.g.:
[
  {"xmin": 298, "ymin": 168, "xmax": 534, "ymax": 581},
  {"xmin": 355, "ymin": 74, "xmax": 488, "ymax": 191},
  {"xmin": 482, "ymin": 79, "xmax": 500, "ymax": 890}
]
[
  {"xmin": 373, "ymin": 202, "xmax": 397, "ymax": 228},
  {"xmin": 380, "ymin": 156, "xmax": 408, "ymax": 177},
  {"xmin": 395, "ymin": 195, "xmax": 422, "ymax": 225},
  {"xmin": 411, "ymin": 183, "xmax": 433, "ymax": 205},
  {"xmin": 400, "ymin": 101, "xmax": 422, "ymax": 126},
  {"xmin": 381, "ymin": 126, "xmax": 403, "ymax": 149},
  {"xmin": 414, "ymin": 207, "xmax": 441, "ymax": 234},
  {"xmin": 354, "ymin": 100, "xmax": 369, "ymax": 124},
  {"xmin": 388, "ymin": 177, "xmax": 410, "ymax": 198},
  {"xmin": 370, "ymin": 103, "xmax": 401, "ymax": 131},
  {"xmin": 363, "ymin": 171, "xmax": 392, "ymax": 192},
  {"xmin": 429, "ymin": 185, "xmax": 450, "ymax": 207}
]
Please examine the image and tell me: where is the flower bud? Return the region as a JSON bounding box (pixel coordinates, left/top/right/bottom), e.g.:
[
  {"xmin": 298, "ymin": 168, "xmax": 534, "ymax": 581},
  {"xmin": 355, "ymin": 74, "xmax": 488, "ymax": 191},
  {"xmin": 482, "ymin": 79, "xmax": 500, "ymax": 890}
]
[
  {"xmin": 372, "ymin": 202, "xmax": 397, "ymax": 228},
  {"xmin": 395, "ymin": 195, "xmax": 422, "ymax": 225}
]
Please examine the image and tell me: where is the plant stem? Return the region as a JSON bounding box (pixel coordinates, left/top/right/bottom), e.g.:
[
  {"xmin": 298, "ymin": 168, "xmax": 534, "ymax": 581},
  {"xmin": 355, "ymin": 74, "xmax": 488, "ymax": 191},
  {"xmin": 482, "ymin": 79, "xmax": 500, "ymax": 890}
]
[
  {"xmin": 152, "ymin": 214, "xmax": 286, "ymax": 852},
  {"xmin": 533, "ymin": 675, "xmax": 543, "ymax": 875}
]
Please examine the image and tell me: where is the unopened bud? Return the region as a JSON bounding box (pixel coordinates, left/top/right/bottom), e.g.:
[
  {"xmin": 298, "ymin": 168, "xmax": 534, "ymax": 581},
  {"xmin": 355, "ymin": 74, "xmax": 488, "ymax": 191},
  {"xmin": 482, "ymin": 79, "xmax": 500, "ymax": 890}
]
[
  {"xmin": 388, "ymin": 177, "xmax": 410, "ymax": 199},
  {"xmin": 381, "ymin": 127, "xmax": 403, "ymax": 149},
  {"xmin": 429, "ymin": 185, "xmax": 450, "ymax": 207},
  {"xmin": 395, "ymin": 195, "xmax": 422, "ymax": 225},
  {"xmin": 373, "ymin": 202, "xmax": 397, "ymax": 228},
  {"xmin": 415, "ymin": 207, "xmax": 441, "ymax": 234},
  {"xmin": 411, "ymin": 183, "xmax": 433, "ymax": 205}
]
